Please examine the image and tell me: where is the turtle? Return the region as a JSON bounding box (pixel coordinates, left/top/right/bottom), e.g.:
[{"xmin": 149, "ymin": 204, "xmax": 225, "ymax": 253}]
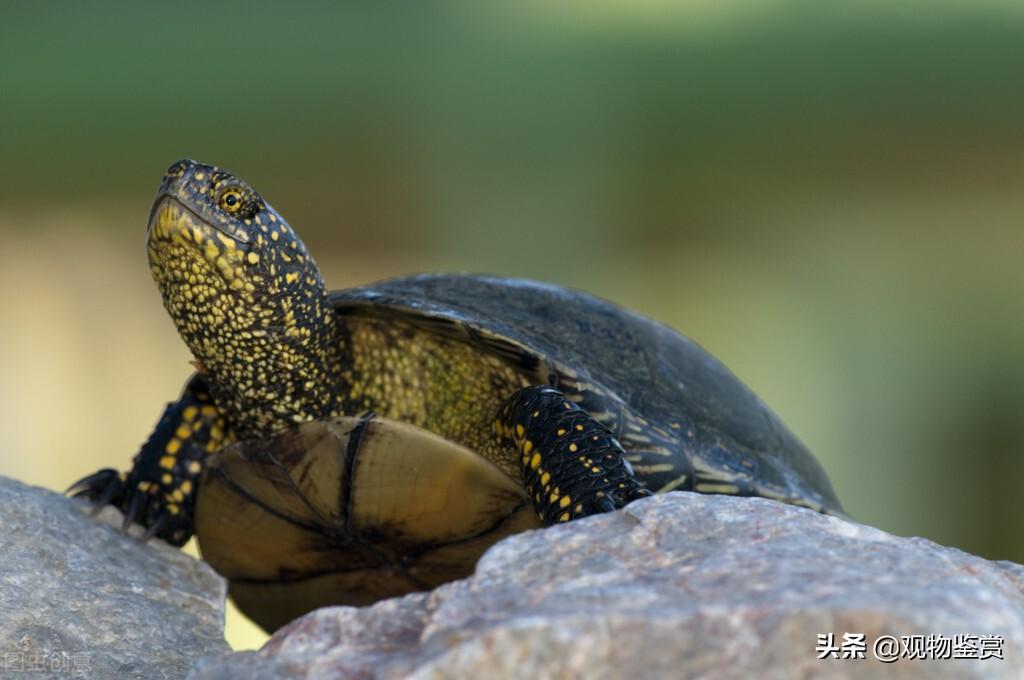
[{"xmin": 70, "ymin": 159, "xmax": 843, "ymax": 633}]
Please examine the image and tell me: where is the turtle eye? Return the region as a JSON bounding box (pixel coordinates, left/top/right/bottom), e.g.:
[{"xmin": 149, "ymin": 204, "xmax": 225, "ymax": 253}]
[{"xmin": 219, "ymin": 188, "xmax": 244, "ymax": 213}]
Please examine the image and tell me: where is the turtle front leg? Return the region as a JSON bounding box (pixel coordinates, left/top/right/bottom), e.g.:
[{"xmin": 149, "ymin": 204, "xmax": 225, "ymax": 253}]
[
  {"xmin": 496, "ymin": 386, "xmax": 651, "ymax": 525},
  {"xmin": 67, "ymin": 375, "xmax": 232, "ymax": 546}
]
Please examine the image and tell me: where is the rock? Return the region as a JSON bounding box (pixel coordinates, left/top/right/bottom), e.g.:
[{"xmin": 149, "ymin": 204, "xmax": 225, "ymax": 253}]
[
  {"xmin": 0, "ymin": 476, "xmax": 229, "ymax": 679},
  {"xmin": 191, "ymin": 493, "xmax": 1024, "ymax": 680}
]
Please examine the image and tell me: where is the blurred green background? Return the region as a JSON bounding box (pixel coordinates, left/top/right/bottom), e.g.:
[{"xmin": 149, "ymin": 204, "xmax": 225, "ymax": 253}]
[{"xmin": 2, "ymin": 0, "xmax": 1022, "ymax": 650}]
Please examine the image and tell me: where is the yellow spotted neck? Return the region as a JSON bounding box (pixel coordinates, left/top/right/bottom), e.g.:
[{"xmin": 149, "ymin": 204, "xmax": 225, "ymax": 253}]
[{"xmin": 148, "ymin": 197, "xmax": 343, "ymax": 440}]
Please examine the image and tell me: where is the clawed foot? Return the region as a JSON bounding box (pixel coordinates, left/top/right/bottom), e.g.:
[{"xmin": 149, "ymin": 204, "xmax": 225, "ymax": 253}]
[
  {"xmin": 67, "ymin": 467, "xmax": 126, "ymax": 512},
  {"xmin": 67, "ymin": 465, "xmax": 195, "ymax": 547}
]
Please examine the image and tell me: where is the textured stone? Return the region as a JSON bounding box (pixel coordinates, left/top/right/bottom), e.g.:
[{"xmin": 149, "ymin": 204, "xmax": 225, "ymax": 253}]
[
  {"xmin": 191, "ymin": 492, "xmax": 1024, "ymax": 679},
  {"xmin": 0, "ymin": 476, "xmax": 229, "ymax": 679}
]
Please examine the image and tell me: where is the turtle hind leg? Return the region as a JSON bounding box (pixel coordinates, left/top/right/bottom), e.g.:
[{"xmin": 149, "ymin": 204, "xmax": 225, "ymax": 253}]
[
  {"xmin": 496, "ymin": 385, "xmax": 651, "ymax": 526},
  {"xmin": 67, "ymin": 375, "xmax": 232, "ymax": 547}
]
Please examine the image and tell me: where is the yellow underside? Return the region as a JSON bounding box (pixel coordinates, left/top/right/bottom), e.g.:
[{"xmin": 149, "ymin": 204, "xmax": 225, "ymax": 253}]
[{"xmin": 195, "ymin": 415, "xmax": 541, "ymax": 633}]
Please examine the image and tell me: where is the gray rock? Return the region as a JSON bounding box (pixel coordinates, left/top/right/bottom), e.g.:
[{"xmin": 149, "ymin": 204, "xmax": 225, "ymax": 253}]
[
  {"xmin": 0, "ymin": 476, "xmax": 229, "ymax": 679},
  {"xmin": 191, "ymin": 493, "xmax": 1024, "ymax": 680}
]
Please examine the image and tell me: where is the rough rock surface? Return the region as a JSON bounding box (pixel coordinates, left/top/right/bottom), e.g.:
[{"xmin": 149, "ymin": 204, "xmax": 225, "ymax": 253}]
[
  {"xmin": 0, "ymin": 476, "xmax": 229, "ymax": 679},
  {"xmin": 191, "ymin": 492, "xmax": 1024, "ymax": 680}
]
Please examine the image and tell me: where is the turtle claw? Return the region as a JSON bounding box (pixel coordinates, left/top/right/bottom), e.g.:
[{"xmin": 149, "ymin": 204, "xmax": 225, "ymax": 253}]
[
  {"xmin": 67, "ymin": 468, "xmax": 126, "ymax": 515},
  {"xmin": 140, "ymin": 507, "xmax": 192, "ymax": 547},
  {"xmin": 66, "ymin": 467, "xmax": 118, "ymax": 497},
  {"xmin": 114, "ymin": 470, "xmax": 195, "ymax": 547},
  {"xmin": 121, "ymin": 489, "xmax": 147, "ymax": 532},
  {"xmin": 142, "ymin": 514, "xmax": 169, "ymax": 542},
  {"xmin": 91, "ymin": 486, "xmax": 120, "ymax": 517}
]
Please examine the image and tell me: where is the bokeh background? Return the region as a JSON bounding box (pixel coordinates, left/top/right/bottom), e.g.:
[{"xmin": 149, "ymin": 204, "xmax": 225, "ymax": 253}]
[{"xmin": 2, "ymin": 0, "xmax": 1022, "ymax": 650}]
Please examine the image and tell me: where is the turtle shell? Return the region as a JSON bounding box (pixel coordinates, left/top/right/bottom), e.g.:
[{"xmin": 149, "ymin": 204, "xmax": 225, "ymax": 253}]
[
  {"xmin": 196, "ymin": 414, "xmax": 541, "ymax": 632},
  {"xmin": 329, "ymin": 274, "xmax": 842, "ymax": 514}
]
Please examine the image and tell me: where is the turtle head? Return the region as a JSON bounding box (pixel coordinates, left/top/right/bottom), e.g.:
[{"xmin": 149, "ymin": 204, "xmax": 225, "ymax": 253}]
[
  {"xmin": 148, "ymin": 159, "xmax": 310, "ymax": 275},
  {"xmin": 147, "ymin": 159, "xmax": 341, "ymax": 437}
]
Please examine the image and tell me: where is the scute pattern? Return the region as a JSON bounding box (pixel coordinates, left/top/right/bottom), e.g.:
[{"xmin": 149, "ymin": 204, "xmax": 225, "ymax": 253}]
[{"xmin": 331, "ymin": 274, "xmax": 843, "ymax": 513}]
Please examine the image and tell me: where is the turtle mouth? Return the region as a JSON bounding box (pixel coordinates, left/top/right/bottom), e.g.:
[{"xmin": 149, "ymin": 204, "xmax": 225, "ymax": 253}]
[
  {"xmin": 147, "ymin": 194, "xmax": 250, "ymax": 246},
  {"xmin": 147, "ymin": 195, "xmax": 250, "ymax": 287}
]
